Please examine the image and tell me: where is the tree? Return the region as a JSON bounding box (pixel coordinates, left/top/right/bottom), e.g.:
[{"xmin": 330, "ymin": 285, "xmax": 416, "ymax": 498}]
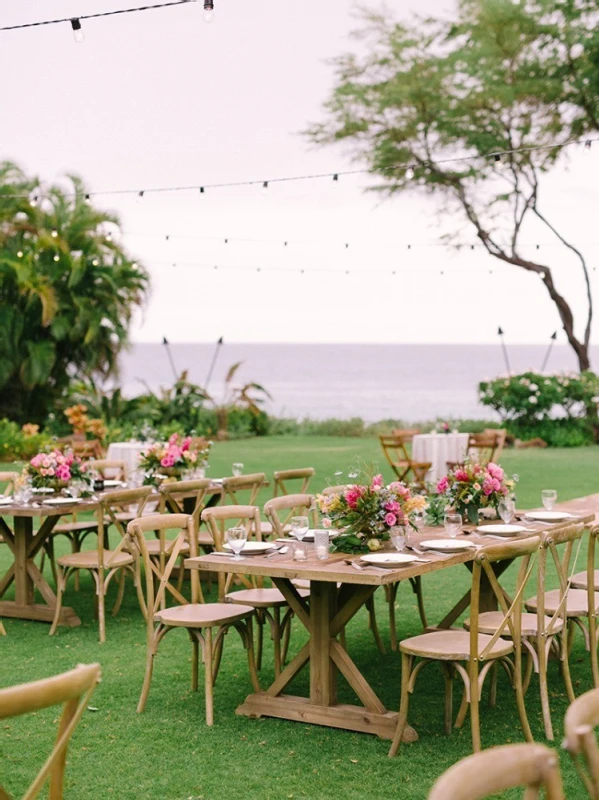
[
  {"xmin": 306, "ymin": 0, "xmax": 596, "ymax": 370},
  {"xmin": 0, "ymin": 162, "xmax": 149, "ymax": 423}
]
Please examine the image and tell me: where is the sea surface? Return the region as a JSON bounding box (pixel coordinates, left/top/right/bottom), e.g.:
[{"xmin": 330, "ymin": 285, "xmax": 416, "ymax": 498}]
[{"xmin": 115, "ymin": 343, "xmax": 599, "ymax": 423}]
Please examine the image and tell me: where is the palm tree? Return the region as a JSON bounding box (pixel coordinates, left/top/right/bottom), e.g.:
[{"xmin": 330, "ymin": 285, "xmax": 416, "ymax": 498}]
[{"xmin": 0, "ymin": 163, "xmax": 149, "ymax": 423}]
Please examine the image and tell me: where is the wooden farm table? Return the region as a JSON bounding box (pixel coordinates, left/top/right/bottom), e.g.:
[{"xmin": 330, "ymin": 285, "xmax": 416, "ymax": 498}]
[
  {"xmin": 0, "ymin": 498, "xmax": 100, "ymax": 626},
  {"xmin": 185, "ymin": 507, "xmax": 594, "ymax": 740}
]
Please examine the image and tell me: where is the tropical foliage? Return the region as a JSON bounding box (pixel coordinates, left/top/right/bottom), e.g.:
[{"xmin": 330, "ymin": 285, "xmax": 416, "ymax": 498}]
[{"xmin": 0, "ymin": 162, "xmax": 148, "ymax": 424}]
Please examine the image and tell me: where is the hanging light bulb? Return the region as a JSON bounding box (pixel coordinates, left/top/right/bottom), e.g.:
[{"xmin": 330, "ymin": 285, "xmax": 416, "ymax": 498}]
[
  {"xmin": 494, "ymin": 154, "xmax": 504, "ymax": 169},
  {"xmin": 70, "ymin": 18, "xmax": 85, "ymax": 44},
  {"xmin": 53, "ymin": 254, "xmax": 60, "ymax": 262},
  {"xmin": 199, "ymin": 187, "xmax": 205, "ymax": 196},
  {"xmin": 51, "ymin": 229, "xmax": 58, "ymax": 238},
  {"xmin": 84, "ymin": 194, "xmax": 91, "ymax": 205},
  {"xmin": 131, "ymin": 261, "xmax": 138, "ymax": 270},
  {"xmin": 203, "ymin": 1, "xmax": 215, "ymax": 23},
  {"xmin": 106, "ymin": 231, "xmax": 113, "ymax": 242},
  {"xmin": 332, "ymin": 173, "xmax": 339, "ymax": 186},
  {"xmin": 92, "ymin": 258, "xmax": 99, "ymax": 266},
  {"xmin": 262, "ymin": 181, "xmax": 269, "ymax": 194},
  {"xmin": 17, "ymin": 250, "xmax": 23, "ymax": 258},
  {"xmin": 137, "ymin": 191, "xmax": 144, "ymax": 203},
  {"xmin": 29, "ymin": 194, "xmax": 38, "ymax": 208},
  {"xmin": 405, "ymin": 167, "xmax": 414, "ymax": 180},
  {"xmin": 585, "ymin": 140, "xmax": 592, "ymax": 152}
]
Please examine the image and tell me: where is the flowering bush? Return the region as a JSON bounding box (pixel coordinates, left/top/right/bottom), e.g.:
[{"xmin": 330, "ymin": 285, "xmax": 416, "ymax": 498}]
[
  {"xmin": 316, "ymin": 473, "xmax": 427, "ymax": 553},
  {"xmin": 139, "ymin": 434, "xmax": 212, "ymax": 486},
  {"xmin": 26, "ymin": 449, "xmax": 89, "ymax": 489},
  {"xmin": 64, "ymin": 404, "xmax": 108, "ymax": 442},
  {"xmin": 436, "ymin": 459, "xmax": 517, "ymax": 523}
]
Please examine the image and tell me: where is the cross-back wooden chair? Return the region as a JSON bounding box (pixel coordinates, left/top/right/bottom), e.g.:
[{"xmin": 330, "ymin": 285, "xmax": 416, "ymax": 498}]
[
  {"xmin": 446, "ymin": 431, "xmax": 502, "ymax": 471},
  {"xmin": 428, "ymin": 742, "xmax": 564, "ymax": 800},
  {"xmin": 202, "ymin": 504, "xmax": 309, "ymax": 676},
  {"xmin": 320, "ymin": 484, "xmax": 350, "ymax": 496},
  {"xmin": 273, "ymin": 468, "xmax": 315, "ymax": 497},
  {"xmin": 69, "ymin": 439, "xmax": 104, "ymax": 459},
  {"xmin": 49, "ymin": 486, "xmax": 152, "ymax": 642},
  {"xmin": 485, "ymin": 428, "xmax": 507, "ymax": 460},
  {"xmin": 389, "ymin": 537, "xmax": 540, "ymax": 757},
  {"xmin": 84, "ymin": 459, "xmax": 127, "ymax": 481},
  {"xmin": 379, "ymin": 434, "xmax": 431, "ymax": 490},
  {"xmin": 0, "ymin": 471, "xmax": 18, "ymax": 496},
  {"xmin": 526, "ymin": 523, "xmax": 599, "ymax": 691},
  {"xmin": 469, "ymin": 522, "xmax": 583, "ymax": 740},
  {"xmin": 0, "ymin": 662, "xmax": 101, "ymax": 800},
  {"xmin": 128, "ymin": 513, "xmax": 259, "ymax": 725},
  {"xmin": 563, "ymin": 686, "xmax": 599, "ymax": 799},
  {"xmin": 222, "ymin": 473, "xmax": 266, "ymax": 506}
]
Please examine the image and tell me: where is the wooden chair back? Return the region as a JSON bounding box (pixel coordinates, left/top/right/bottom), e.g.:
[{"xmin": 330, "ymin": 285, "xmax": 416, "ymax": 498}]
[
  {"xmin": 201, "ymin": 505, "xmax": 263, "ymax": 597},
  {"xmin": 70, "ymin": 439, "xmax": 104, "ymax": 459},
  {"xmin": 320, "ymin": 484, "xmax": 349, "ymax": 496},
  {"xmin": 379, "ymin": 434, "xmax": 411, "ymax": 472},
  {"xmin": 390, "ymin": 428, "xmax": 421, "ymax": 441},
  {"xmin": 484, "ymin": 428, "xmax": 507, "ymax": 461},
  {"xmin": 85, "ymin": 459, "xmax": 127, "ymax": 481},
  {"xmin": 264, "ymin": 494, "xmax": 315, "ymax": 537},
  {"xmin": 273, "ymin": 468, "xmax": 315, "ymax": 497},
  {"xmin": 466, "ymin": 431, "xmax": 500, "ymax": 464},
  {"xmin": 96, "ymin": 486, "xmax": 153, "ymax": 569},
  {"xmin": 128, "ymin": 513, "xmax": 199, "ymax": 612},
  {"xmin": 0, "ymin": 471, "xmax": 19, "ymax": 496},
  {"xmin": 0, "ymin": 663, "xmax": 101, "ymax": 800},
  {"xmin": 222, "ymin": 473, "xmax": 266, "ymax": 506},
  {"xmin": 428, "ymin": 742, "xmax": 563, "ymax": 799},
  {"xmin": 563, "ymin": 686, "xmax": 599, "ymax": 798},
  {"xmin": 159, "ymin": 478, "xmax": 213, "ymax": 531}
]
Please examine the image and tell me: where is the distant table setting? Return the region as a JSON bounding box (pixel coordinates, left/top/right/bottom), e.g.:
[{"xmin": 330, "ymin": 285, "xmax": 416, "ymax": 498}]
[
  {"xmin": 412, "ymin": 431, "xmax": 470, "ymax": 483},
  {"xmin": 105, "ymin": 441, "xmax": 148, "ymax": 476}
]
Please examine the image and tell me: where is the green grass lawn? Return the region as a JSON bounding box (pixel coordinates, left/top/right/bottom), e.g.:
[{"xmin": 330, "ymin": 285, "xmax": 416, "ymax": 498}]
[{"xmin": 1, "ymin": 437, "xmax": 598, "ymax": 799}]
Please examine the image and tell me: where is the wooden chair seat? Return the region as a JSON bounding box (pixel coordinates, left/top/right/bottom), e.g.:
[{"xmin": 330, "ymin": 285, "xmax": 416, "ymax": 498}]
[
  {"xmin": 197, "ymin": 530, "xmax": 215, "ymax": 547},
  {"xmin": 571, "ymin": 569, "xmax": 599, "ymax": 591},
  {"xmin": 466, "ymin": 611, "xmax": 564, "ymax": 637},
  {"xmin": 56, "ymin": 550, "xmax": 135, "ymax": 570},
  {"xmin": 145, "ymin": 539, "xmax": 190, "ymax": 557},
  {"xmin": 226, "ymin": 587, "xmax": 309, "ymax": 609},
  {"xmin": 291, "ymin": 579, "xmax": 311, "ymax": 590},
  {"xmin": 52, "ymin": 520, "xmax": 99, "ymax": 534},
  {"xmin": 526, "ymin": 588, "xmax": 599, "ymax": 617},
  {"xmin": 400, "ymin": 630, "xmax": 513, "ymax": 660},
  {"xmin": 155, "ymin": 602, "xmax": 255, "ymax": 628}
]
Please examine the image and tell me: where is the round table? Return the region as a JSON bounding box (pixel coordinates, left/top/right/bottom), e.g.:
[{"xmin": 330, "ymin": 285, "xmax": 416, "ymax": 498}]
[
  {"xmin": 412, "ymin": 432, "xmax": 470, "ymax": 483},
  {"xmin": 105, "ymin": 441, "xmax": 148, "ymax": 477}
]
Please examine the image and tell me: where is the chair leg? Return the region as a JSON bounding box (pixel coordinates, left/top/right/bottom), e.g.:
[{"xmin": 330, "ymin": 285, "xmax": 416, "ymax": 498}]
[
  {"xmin": 176, "ymin": 556, "xmax": 185, "ymax": 594},
  {"xmin": 366, "ymin": 595, "xmax": 385, "ymax": 654},
  {"xmin": 388, "ymin": 583, "xmax": 399, "ymax": 651},
  {"xmin": 538, "ymin": 635, "xmax": 553, "ymax": 740},
  {"xmin": 112, "ymin": 569, "xmax": 126, "ymax": 617},
  {"xmin": 72, "ymin": 534, "xmax": 82, "ymax": 591},
  {"xmin": 522, "ymin": 649, "xmax": 535, "ymax": 694},
  {"xmin": 0, "ymin": 620, "xmax": 5, "ymax": 636},
  {"xmin": 204, "ymin": 627, "xmax": 214, "ymax": 726},
  {"xmin": 513, "ymin": 648, "xmax": 534, "ymax": 744},
  {"xmin": 137, "ymin": 629, "xmax": 161, "ymax": 713},
  {"xmin": 270, "ymin": 608, "xmax": 282, "ymax": 677},
  {"xmin": 389, "ymin": 652, "xmax": 412, "ymax": 757},
  {"xmin": 97, "ymin": 571, "xmax": 106, "ymax": 644},
  {"xmin": 49, "ymin": 567, "xmax": 67, "ymax": 636},
  {"xmin": 558, "ymin": 631, "xmax": 576, "ymax": 703},
  {"xmin": 454, "ymin": 685, "xmax": 469, "ymax": 729},
  {"xmin": 589, "ymin": 614, "xmax": 599, "ymax": 688},
  {"xmin": 191, "ymin": 635, "xmax": 199, "ymax": 692},
  {"xmin": 281, "ymin": 611, "xmax": 292, "ymax": 664},
  {"xmin": 410, "ymin": 576, "xmax": 428, "ymax": 630},
  {"xmin": 442, "ymin": 664, "xmax": 453, "ymax": 735},
  {"xmin": 255, "ymin": 611, "xmax": 264, "ymax": 671},
  {"xmin": 469, "ymin": 666, "xmax": 481, "ymax": 753},
  {"xmin": 488, "ymin": 662, "xmax": 497, "ymax": 708}
]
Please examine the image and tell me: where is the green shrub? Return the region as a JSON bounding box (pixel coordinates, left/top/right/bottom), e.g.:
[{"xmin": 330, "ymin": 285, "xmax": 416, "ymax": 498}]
[{"xmin": 0, "ymin": 419, "xmax": 50, "ymax": 461}]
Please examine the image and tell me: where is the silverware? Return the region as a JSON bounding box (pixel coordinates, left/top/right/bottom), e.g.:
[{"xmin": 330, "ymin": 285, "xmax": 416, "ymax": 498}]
[
  {"xmin": 343, "ymin": 559, "xmax": 388, "ymax": 573},
  {"xmin": 265, "ymin": 546, "xmax": 289, "ymax": 558}
]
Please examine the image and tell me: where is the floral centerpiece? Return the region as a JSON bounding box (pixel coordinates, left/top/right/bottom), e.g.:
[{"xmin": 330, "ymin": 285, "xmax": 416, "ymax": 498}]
[
  {"xmin": 138, "ymin": 434, "xmax": 212, "ymax": 486},
  {"xmin": 316, "ymin": 473, "xmax": 427, "ymax": 553},
  {"xmin": 435, "ymin": 421, "xmax": 452, "ymax": 434},
  {"xmin": 26, "ymin": 449, "xmax": 90, "ymax": 490},
  {"xmin": 436, "ymin": 459, "xmax": 517, "ymax": 524}
]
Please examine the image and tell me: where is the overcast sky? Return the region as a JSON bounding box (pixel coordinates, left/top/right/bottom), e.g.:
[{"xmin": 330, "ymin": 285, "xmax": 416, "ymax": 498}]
[{"xmin": 3, "ymin": 0, "xmax": 598, "ymax": 346}]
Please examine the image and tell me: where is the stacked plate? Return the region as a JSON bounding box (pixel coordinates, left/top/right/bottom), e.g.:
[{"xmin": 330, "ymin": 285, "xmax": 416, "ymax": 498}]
[
  {"xmin": 476, "ymin": 524, "xmax": 528, "ymax": 537},
  {"xmin": 359, "ymin": 553, "xmax": 419, "ymax": 568},
  {"xmin": 419, "ymin": 539, "xmax": 475, "ymax": 553},
  {"xmin": 223, "ymin": 541, "xmax": 276, "ymax": 556},
  {"xmin": 524, "ymin": 511, "xmax": 574, "ymax": 522}
]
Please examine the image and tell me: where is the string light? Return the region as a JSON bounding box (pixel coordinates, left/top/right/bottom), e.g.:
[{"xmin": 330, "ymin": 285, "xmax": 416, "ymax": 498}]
[
  {"xmin": 53, "ymin": 254, "xmax": 60, "ymax": 262},
  {"xmin": 202, "ymin": 1, "xmax": 215, "ymax": 23},
  {"xmin": 84, "ymin": 194, "xmax": 91, "ymax": 205},
  {"xmin": 17, "ymin": 250, "xmax": 23, "ymax": 258},
  {"xmin": 70, "ymin": 18, "xmax": 84, "ymax": 43},
  {"xmin": 332, "ymin": 173, "xmax": 339, "ymax": 186},
  {"xmin": 51, "ymin": 229, "xmax": 58, "ymax": 238},
  {"xmin": 262, "ymin": 181, "xmax": 269, "ymax": 194},
  {"xmin": 585, "ymin": 140, "xmax": 592, "ymax": 152},
  {"xmin": 494, "ymin": 154, "xmax": 504, "ymax": 169},
  {"xmin": 199, "ymin": 187, "xmax": 205, "ymax": 196},
  {"xmin": 29, "ymin": 195, "xmax": 38, "ymax": 208},
  {"xmin": 106, "ymin": 231, "xmax": 113, "ymax": 242},
  {"xmin": 405, "ymin": 167, "xmax": 414, "ymax": 180}
]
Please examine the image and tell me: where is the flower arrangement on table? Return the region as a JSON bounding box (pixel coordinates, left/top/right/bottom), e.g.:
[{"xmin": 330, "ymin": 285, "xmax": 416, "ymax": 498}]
[
  {"xmin": 315, "ymin": 473, "xmax": 427, "ymax": 553},
  {"xmin": 434, "ymin": 421, "xmax": 452, "ymax": 434},
  {"xmin": 435, "ymin": 459, "xmax": 518, "ymax": 524},
  {"xmin": 139, "ymin": 434, "xmax": 212, "ymax": 486},
  {"xmin": 25, "ymin": 449, "xmax": 90, "ymax": 490}
]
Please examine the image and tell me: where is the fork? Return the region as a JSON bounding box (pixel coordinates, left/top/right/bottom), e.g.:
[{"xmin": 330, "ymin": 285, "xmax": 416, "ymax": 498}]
[{"xmin": 265, "ymin": 546, "xmax": 289, "ymax": 559}]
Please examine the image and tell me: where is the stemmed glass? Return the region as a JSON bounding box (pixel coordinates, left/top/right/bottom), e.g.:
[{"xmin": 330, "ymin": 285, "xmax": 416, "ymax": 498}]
[
  {"xmin": 444, "ymin": 513, "xmax": 462, "ymax": 539},
  {"xmin": 226, "ymin": 526, "xmax": 247, "ymax": 561},
  {"xmin": 290, "ymin": 515, "xmax": 309, "ymax": 559},
  {"xmin": 542, "ymin": 490, "xmax": 557, "ymax": 510},
  {"xmin": 498, "ymin": 497, "xmax": 516, "ymax": 524},
  {"xmin": 389, "ymin": 526, "xmax": 407, "ymax": 552},
  {"xmin": 232, "ymin": 463, "xmax": 244, "ymax": 477}
]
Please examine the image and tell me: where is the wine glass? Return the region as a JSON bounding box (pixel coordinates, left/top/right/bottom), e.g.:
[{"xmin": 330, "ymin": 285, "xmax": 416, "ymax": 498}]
[
  {"xmin": 498, "ymin": 497, "xmax": 515, "ymax": 524},
  {"xmin": 226, "ymin": 526, "xmax": 247, "ymax": 561},
  {"xmin": 412, "ymin": 508, "xmax": 426, "ymax": 531},
  {"xmin": 290, "ymin": 515, "xmax": 309, "ymax": 558},
  {"xmin": 69, "ymin": 479, "xmax": 86, "ymax": 499},
  {"xmin": 389, "ymin": 526, "xmax": 406, "ymax": 552},
  {"xmin": 541, "ymin": 490, "xmax": 557, "ymax": 511},
  {"xmin": 444, "ymin": 513, "xmax": 462, "ymax": 539},
  {"xmin": 232, "ymin": 462, "xmax": 244, "ymax": 477}
]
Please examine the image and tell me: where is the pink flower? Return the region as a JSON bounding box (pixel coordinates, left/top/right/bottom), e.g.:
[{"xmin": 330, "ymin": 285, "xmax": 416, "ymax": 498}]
[
  {"xmin": 47, "ymin": 467, "xmax": 55, "ymax": 477},
  {"xmin": 385, "ymin": 513, "xmax": 397, "ymax": 527},
  {"xmin": 168, "ymin": 433, "xmax": 179, "ymax": 445},
  {"xmin": 437, "ymin": 476, "xmax": 449, "ymax": 493},
  {"xmin": 454, "ymin": 469, "xmax": 469, "ymax": 482},
  {"xmin": 345, "ymin": 487, "xmax": 363, "ymax": 509},
  {"xmin": 55, "ymin": 465, "xmax": 71, "ymax": 481},
  {"xmin": 487, "ymin": 462, "xmax": 504, "ymax": 481},
  {"xmin": 371, "ymin": 474, "xmax": 384, "ymax": 488},
  {"xmin": 482, "ymin": 478, "xmax": 501, "ymax": 496},
  {"xmin": 40, "ymin": 468, "xmax": 48, "ymax": 476},
  {"xmin": 322, "ymin": 518, "xmax": 332, "ymax": 529},
  {"xmin": 384, "ymin": 501, "xmax": 401, "ymax": 514},
  {"xmin": 30, "ymin": 454, "xmax": 42, "ymax": 468},
  {"xmin": 161, "ymin": 455, "xmax": 176, "ymax": 468},
  {"xmin": 181, "ymin": 437, "xmax": 191, "ymax": 452}
]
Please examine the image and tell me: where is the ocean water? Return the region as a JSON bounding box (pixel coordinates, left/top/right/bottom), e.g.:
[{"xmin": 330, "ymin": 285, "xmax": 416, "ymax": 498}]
[{"xmin": 115, "ymin": 343, "xmax": 599, "ymax": 423}]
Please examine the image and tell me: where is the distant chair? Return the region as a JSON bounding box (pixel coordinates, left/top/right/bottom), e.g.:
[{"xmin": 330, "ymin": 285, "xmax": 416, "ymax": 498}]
[
  {"xmin": 379, "ymin": 433, "xmax": 431, "ymax": 489},
  {"xmin": 447, "ymin": 430, "xmax": 505, "ymax": 471},
  {"xmin": 428, "ymin": 743, "xmax": 563, "ymax": 800},
  {"xmin": 273, "ymin": 468, "xmax": 315, "ymax": 497},
  {"xmin": 70, "ymin": 439, "xmax": 105, "ymax": 459},
  {"xmin": 85, "ymin": 458, "xmax": 127, "ymax": 481},
  {"xmin": 0, "ymin": 663, "xmax": 101, "ymax": 799},
  {"xmin": 563, "ymin": 686, "xmax": 599, "ymax": 798},
  {"xmin": 0, "ymin": 471, "xmax": 19, "ymax": 495}
]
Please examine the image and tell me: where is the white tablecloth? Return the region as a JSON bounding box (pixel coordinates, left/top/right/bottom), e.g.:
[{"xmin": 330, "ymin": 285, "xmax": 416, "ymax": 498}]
[
  {"xmin": 412, "ymin": 432, "xmax": 470, "ymax": 483},
  {"xmin": 105, "ymin": 441, "xmax": 148, "ymax": 477}
]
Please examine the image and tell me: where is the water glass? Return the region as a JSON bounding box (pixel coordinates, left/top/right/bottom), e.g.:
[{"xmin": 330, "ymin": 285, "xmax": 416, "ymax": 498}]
[
  {"xmin": 444, "ymin": 513, "xmax": 462, "ymax": 539},
  {"xmin": 541, "ymin": 490, "xmax": 557, "ymax": 511},
  {"xmin": 313, "ymin": 530, "xmax": 330, "ymax": 560},
  {"xmin": 232, "ymin": 463, "xmax": 244, "ymax": 477},
  {"xmin": 498, "ymin": 497, "xmax": 515, "ymax": 524},
  {"xmin": 226, "ymin": 526, "xmax": 247, "ymax": 560},
  {"xmin": 290, "ymin": 515, "xmax": 309, "ymax": 560},
  {"xmin": 15, "ymin": 484, "xmax": 33, "ymax": 505},
  {"xmin": 389, "ymin": 526, "xmax": 407, "ymax": 552},
  {"xmin": 412, "ymin": 508, "xmax": 426, "ymax": 531},
  {"xmin": 69, "ymin": 479, "xmax": 86, "ymax": 499}
]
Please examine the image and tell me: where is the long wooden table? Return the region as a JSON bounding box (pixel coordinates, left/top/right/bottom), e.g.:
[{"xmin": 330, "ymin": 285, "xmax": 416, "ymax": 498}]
[{"xmin": 185, "ymin": 506, "xmax": 595, "ymax": 741}]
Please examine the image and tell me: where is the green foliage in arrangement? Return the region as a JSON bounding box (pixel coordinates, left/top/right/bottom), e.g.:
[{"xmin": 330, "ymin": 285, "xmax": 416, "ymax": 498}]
[
  {"xmin": 0, "ymin": 162, "xmax": 149, "ymax": 425},
  {"xmin": 479, "ymin": 372, "xmax": 599, "ymax": 446}
]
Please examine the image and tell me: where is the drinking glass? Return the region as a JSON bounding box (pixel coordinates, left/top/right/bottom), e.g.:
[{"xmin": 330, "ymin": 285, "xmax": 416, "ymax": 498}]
[
  {"xmin": 498, "ymin": 497, "xmax": 515, "ymax": 524},
  {"xmin": 412, "ymin": 508, "xmax": 426, "ymax": 531},
  {"xmin": 290, "ymin": 515, "xmax": 309, "ymax": 560},
  {"xmin": 15, "ymin": 484, "xmax": 33, "ymax": 505},
  {"xmin": 313, "ymin": 530, "xmax": 329, "ymax": 560},
  {"xmin": 541, "ymin": 490, "xmax": 557, "ymax": 511},
  {"xmin": 69, "ymin": 479, "xmax": 86, "ymax": 499},
  {"xmin": 389, "ymin": 526, "xmax": 407, "ymax": 552},
  {"xmin": 444, "ymin": 513, "xmax": 462, "ymax": 539},
  {"xmin": 232, "ymin": 463, "xmax": 244, "ymax": 477},
  {"xmin": 226, "ymin": 526, "xmax": 247, "ymax": 561},
  {"xmin": 128, "ymin": 469, "xmax": 144, "ymax": 489}
]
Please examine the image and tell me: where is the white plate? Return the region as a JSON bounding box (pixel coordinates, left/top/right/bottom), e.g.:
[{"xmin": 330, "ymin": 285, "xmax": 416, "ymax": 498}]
[
  {"xmin": 476, "ymin": 524, "xmax": 528, "ymax": 537},
  {"xmin": 525, "ymin": 511, "xmax": 574, "ymax": 522},
  {"xmin": 42, "ymin": 497, "xmax": 84, "ymax": 506},
  {"xmin": 223, "ymin": 541, "xmax": 274, "ymax": 555},
  {"xmin": 360, "ymin": 553, "xmax": 419, "ymax": 568},
  {"xmin": 103, "ymin": 479, "xmax": 123, "ymax": 488},
  {"xmin": 420, "ymin": 539, "xmax": 475, "ymax": 553},
  {"xmin": 303, "ymin": 529, "xmax": 339, "ymax": 541},
  {"xmin": 32, "ymin": 488, "xmax": 54, "ymax": 494},
  {"xmin": 0, "ymin": 497, "xmax": 13, "ymax": 505}
]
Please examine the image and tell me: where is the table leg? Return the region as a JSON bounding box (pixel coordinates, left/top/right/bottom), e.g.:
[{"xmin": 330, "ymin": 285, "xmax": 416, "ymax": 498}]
[{"xmin": 236, "ymin": 579, "xmax": 416, "ymax": 741}]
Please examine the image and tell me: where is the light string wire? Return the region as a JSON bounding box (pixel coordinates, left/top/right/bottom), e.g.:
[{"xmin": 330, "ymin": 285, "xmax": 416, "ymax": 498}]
[
  {"xmin": 0, "ymin": 1, "xmax": 194, "ymax": 32},
  {"xmin": 1, "ymin": 135, "xmax": 597, "ymax": 202}
]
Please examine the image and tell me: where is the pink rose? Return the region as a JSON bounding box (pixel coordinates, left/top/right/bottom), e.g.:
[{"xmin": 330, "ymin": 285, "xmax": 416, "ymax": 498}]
[
  {"xmin": 482, "ymin": 480, "xmax": 497, "ymax": 496},
  {"xmin": 30, "ymin": 454, "xmax": 42, "ymax": 468},
  {"xmin": 385, "ymin": 501, "xmax": 401, "ymax": 514},
  {"xmin": 487, "ymin": 462, "xmax": 504, "ymax": 481},
  {"xmin": 371, "ymin": 474, "xmax": 384, "ymax": 488},
  {"xmin": 322, "ymin": 518, "xmax": 332, "ymax": 529},
  {"xmin": 168, "ymin": 433, "xmax": 179, "ymax": 445},
  {"xmin": 161, "ymin": 455, "xmax": 175, "ymax": 468},
  {"xmin": 385, "ymin": 513, "xmax": 397, "ymax": 527},
  {"xmin": 345, "ymin": 487, "xmax": 363, "ymax": 509},
  {"xmin": 56, "ymin": 465, "xmax": 71, "ymax": 481},
  {"xmin": 454, "ymin": 469, "xmax": 469, "ymax": 482},
  {"xmin": 181, "ymin": 437, "xmax": 191, "ymax": 452},
  {"xmin": 40, "ymin": 468, "xmax": 48, "ymax": 476},
  {"xmin": 437, "ymin": 476, "xmax": 449, "ymax": 493}
]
